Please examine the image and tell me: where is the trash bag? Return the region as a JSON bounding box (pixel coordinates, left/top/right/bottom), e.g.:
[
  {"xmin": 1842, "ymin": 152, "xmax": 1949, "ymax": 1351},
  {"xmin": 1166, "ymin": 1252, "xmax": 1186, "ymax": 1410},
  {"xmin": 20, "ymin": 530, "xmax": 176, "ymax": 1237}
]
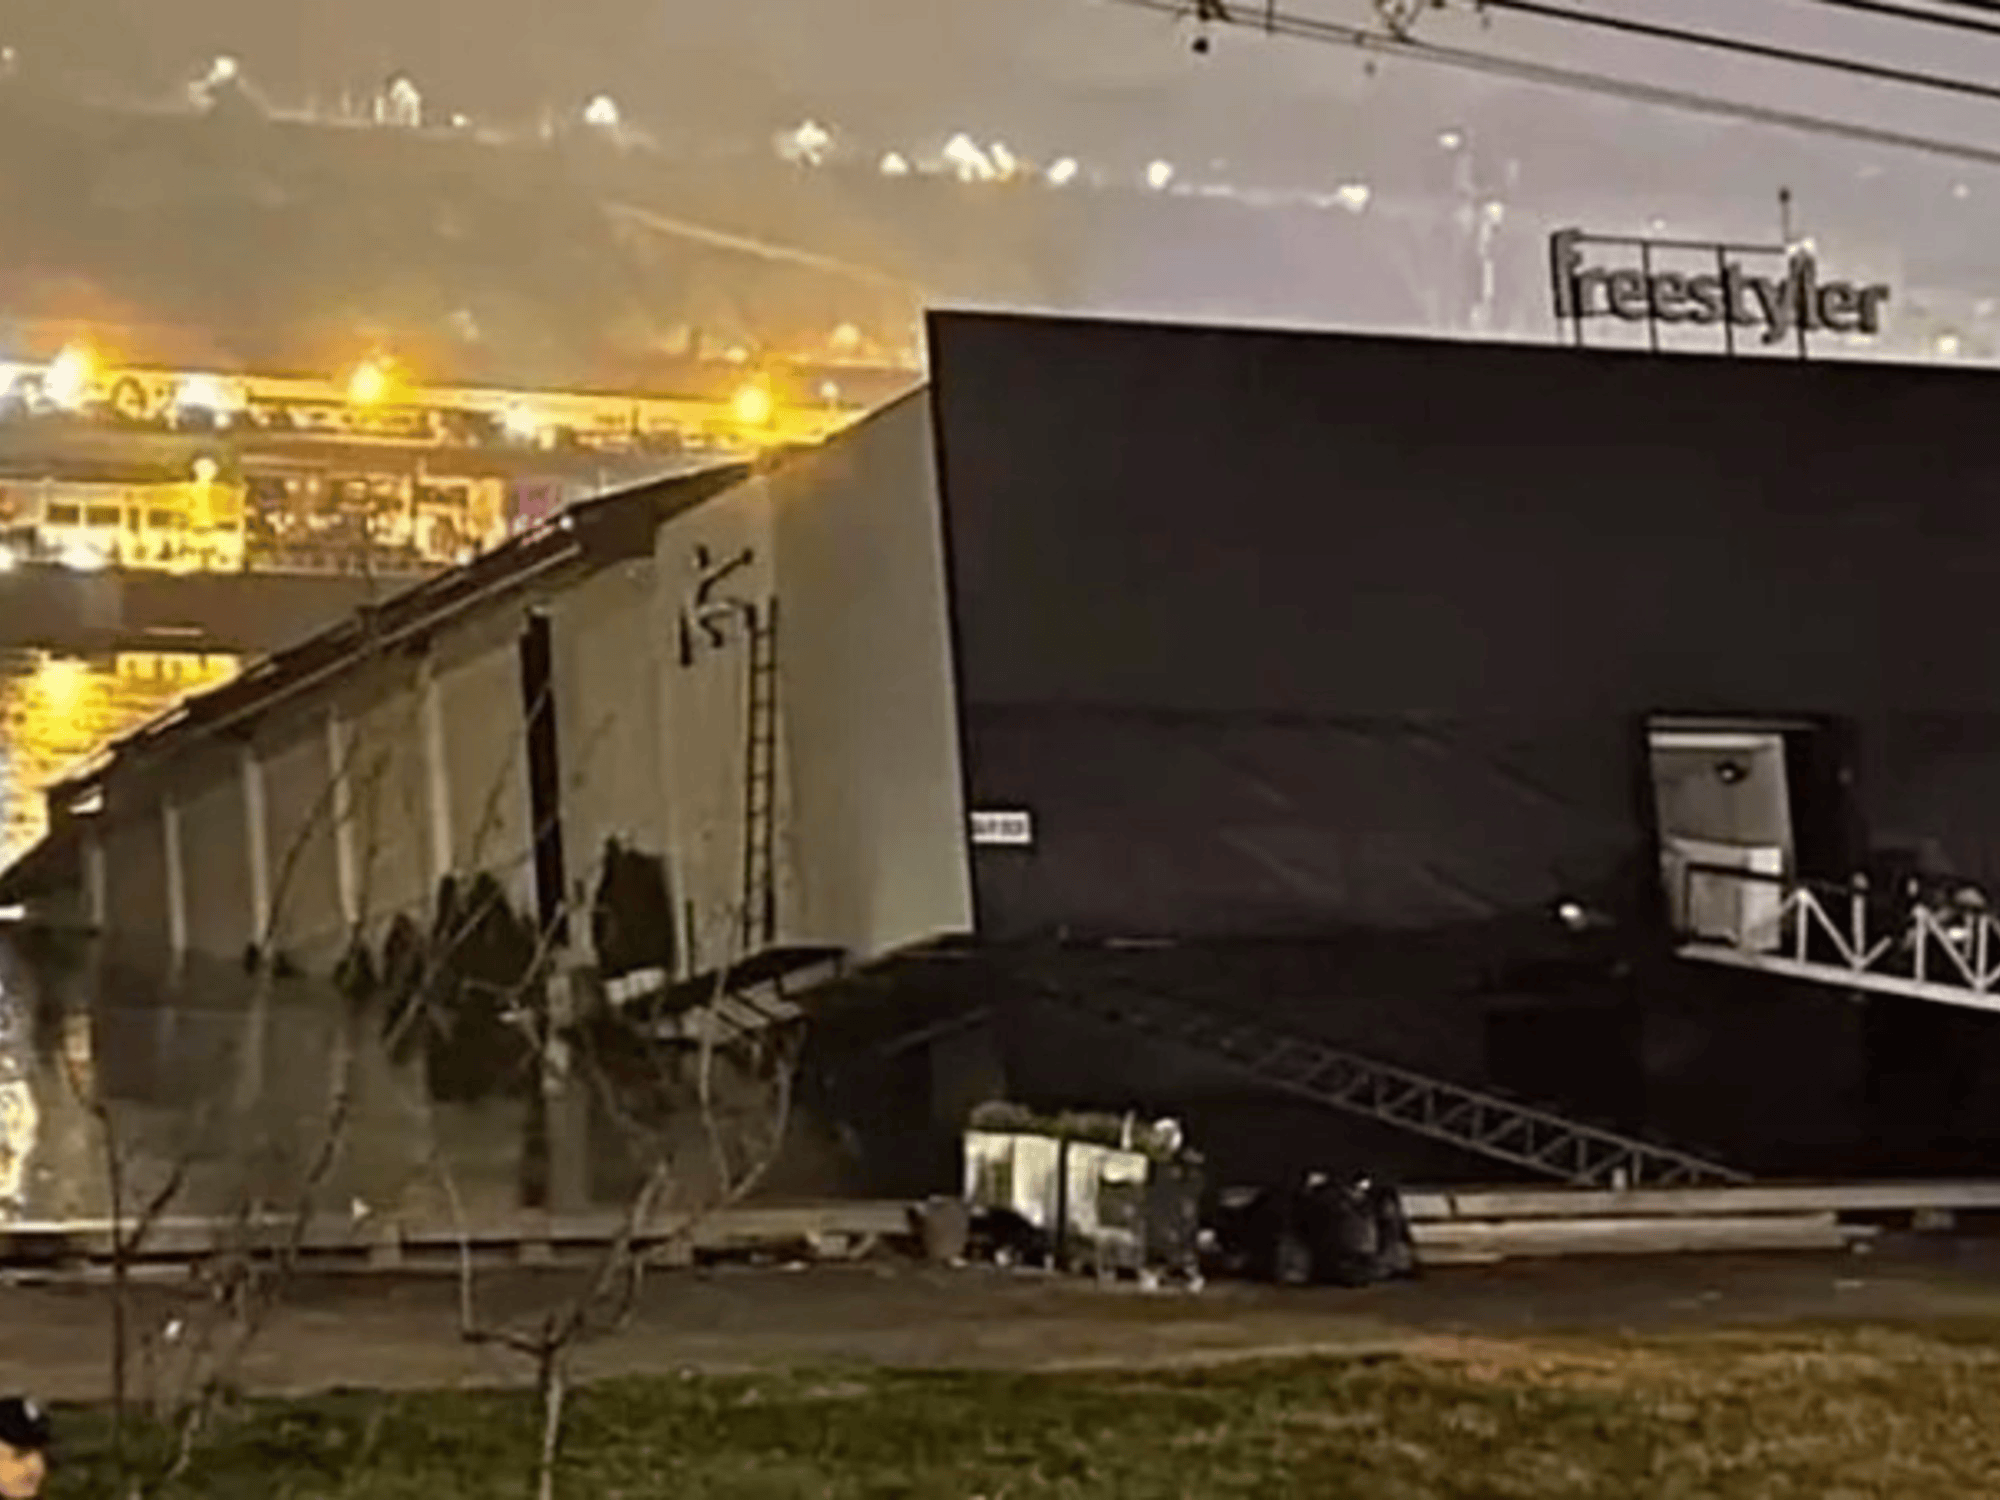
[
  {"xmin": 1307, "ymin": 1174, "xmax": 1419, "ymax": 1287},
  {"xmin": 1307, "ymin": 1175, "xmax": 1382, "ymax": 1288},
  {"xmin": 969, "ymin": 1207, "xmax": 1053, "ymax": 1268}
]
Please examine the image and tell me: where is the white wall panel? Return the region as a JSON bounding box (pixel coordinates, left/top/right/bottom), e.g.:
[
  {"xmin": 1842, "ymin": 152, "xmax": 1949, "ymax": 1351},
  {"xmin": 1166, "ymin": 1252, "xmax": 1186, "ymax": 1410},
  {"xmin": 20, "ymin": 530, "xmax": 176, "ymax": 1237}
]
[
  {"xmin": 178, "ymin": 751, "xmax": 253, "ymax": 959},
  {"xmin": 101, "ymin": 810, "xmax": 171, "ymax": 963},
  {"xmin": 257, "ymin": 716, "xmax": 346, "ymax": 967},
  {"xmin": 770, "ymin": 395, "xmax": 973, "ymax": 961},
  {"xmin": 342, "ymin": 675, "xmax": 433, "ymax": 940},
  {"xmin": 436, "ymin": 630, "xmax": 534, "ymax": 914},
  {"xmin": 553, "ymin": 560, "xmax": 667, "ymax": 903},
  {"xmin": 655, "ymin": 478, "xmax": 779, "ymax": 972}
]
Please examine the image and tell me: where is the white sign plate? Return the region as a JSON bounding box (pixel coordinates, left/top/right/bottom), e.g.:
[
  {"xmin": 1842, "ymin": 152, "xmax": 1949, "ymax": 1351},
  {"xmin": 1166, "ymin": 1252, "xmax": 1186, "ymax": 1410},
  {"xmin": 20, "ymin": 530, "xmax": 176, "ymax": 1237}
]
[{"xmin": 971, "ymin": 810, "xmax": 1035, "ymax": 848}]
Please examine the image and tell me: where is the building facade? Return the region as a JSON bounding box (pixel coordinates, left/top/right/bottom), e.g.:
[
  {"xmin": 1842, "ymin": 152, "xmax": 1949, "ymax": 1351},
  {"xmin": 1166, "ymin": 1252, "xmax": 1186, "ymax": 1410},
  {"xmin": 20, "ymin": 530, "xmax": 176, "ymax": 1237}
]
[
  {"xmin": 18, "ymin": 310, "xmax": 2000, "ymax": 1205},
  {"xmin": 8, "ymin": 396, "xmax": 971, "ymax": 990}
]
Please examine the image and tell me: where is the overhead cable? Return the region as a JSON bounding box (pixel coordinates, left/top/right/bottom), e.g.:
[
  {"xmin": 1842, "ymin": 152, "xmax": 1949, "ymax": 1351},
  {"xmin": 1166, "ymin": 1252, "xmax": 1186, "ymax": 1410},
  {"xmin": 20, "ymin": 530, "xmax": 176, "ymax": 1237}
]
[
  {"xmin": 1477, "ymin": 0, "xmax": 2000, "ymax": 109},
  {"xmin": 1104, "ymin": 0, "xmax": 2000, "ymax": 171},
  {"xmin": 1792, "ymin": 0, "xmax": 2000, "ymax": 39}
]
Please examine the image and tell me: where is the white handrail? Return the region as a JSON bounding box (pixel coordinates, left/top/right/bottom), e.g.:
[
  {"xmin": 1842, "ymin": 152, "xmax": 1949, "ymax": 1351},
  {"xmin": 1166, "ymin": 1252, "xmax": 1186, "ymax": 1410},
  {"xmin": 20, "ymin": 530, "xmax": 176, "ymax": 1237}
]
[{"xmin": 1679, "ymin": 862, "xmax": 2000, "ymax": 1010}]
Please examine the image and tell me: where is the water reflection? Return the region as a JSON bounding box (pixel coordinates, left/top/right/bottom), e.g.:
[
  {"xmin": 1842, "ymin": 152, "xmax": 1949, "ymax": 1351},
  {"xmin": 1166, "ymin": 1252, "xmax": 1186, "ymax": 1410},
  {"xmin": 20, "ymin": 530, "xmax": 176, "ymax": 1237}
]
[
  {"xmin": 0, "ymin": 649, "xmax": 240, "ymax": 864},
  {"xmin": 0, "ymin": 973, "xmax": 33, "ymax": 1212}
]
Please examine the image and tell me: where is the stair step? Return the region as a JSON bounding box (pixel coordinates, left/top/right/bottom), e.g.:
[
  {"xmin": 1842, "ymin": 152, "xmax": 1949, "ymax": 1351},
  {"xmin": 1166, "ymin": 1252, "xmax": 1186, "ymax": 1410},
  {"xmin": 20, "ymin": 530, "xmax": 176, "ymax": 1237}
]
[{"xmin": 1037, "ymin": 982, "xmax": 1745, "ymax": 1188}]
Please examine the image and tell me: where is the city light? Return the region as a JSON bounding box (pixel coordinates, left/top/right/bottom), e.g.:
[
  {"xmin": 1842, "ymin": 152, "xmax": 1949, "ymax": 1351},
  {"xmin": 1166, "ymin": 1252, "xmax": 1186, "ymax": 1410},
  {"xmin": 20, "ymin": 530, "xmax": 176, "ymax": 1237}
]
[
  {"xmin": 0, "ymin": 1074, "xmax": 37, "ymax": 1210},
  {"xmin": 731, "ymin": 383, "xmax": 775, "ymax": 427},
  {"xmin": 176, "ymin": 375, "xmax": 236, "ymax": 423},
  {"xmin": 59, "ymin": 542, "xmax": 108, "ymax": 573},
  {"xmin": 583, "ymin": 95, "xmax": 621, "ymax": 129},
  {"xmin": 1146, "ymin": 160, "xmax": 1176, "ymax": 191},
  {"xmin": 346, "ymin": 359, "xmax": 391, "ymax": 407},
  {"xmin": 0, "ymin": 545, "xmax": 17, "ymax": 575},
  {"xmin": 943, "ymin": 134, "xmax": 999, "ymax": 183},
  {"xmin": 0, "ymin": 650, "xmax": 231, "ymax": 862},
  {"xmin": 44, "ymin": 343, "xmax": 97, "ymax": 411},
  {"xmin": 33, "ymin": 656, "xmax": 90, "ymax": 719},
  {"xmin": 501, "ymin": 405, "xmax": 544, "ymax": 442},
  {"xmin": 779, "ymin": 120, "xmax": 833, "ymax": 165},
  {"xmin": 1047, "ymin": 157, "xmax": 1080, "ymax": 187}
]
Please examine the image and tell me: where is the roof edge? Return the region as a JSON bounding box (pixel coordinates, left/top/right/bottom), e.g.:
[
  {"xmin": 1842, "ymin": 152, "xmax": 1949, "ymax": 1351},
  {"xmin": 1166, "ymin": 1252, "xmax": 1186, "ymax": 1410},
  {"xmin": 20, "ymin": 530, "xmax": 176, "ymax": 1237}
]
[{"xmin": 47, "ymin": 460, "xmax": 752, "ymax": 805}]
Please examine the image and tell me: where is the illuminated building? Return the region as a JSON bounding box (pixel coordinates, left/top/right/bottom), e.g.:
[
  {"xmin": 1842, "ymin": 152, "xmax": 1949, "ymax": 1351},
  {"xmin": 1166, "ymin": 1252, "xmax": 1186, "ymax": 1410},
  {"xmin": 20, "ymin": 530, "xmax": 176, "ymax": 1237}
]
[{"xmin": 0, "ymin": 342, "xmax": 913, "ymax": 580}]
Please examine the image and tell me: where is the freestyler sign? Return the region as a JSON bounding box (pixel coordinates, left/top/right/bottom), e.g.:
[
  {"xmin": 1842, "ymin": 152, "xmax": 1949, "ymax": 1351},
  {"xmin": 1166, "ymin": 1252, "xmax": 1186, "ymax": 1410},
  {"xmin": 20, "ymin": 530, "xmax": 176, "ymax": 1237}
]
[{"xmin": 1549, "ymin": 228, "xmax": 1891, "ymax": 351}]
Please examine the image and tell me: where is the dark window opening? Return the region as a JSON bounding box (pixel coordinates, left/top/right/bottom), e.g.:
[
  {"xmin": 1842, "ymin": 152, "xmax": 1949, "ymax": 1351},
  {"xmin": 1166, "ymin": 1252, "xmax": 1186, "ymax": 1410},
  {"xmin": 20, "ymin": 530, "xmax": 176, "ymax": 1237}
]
[{"xmin": 517, "ymin": 609, "xmax": 568, "ymax": 945}]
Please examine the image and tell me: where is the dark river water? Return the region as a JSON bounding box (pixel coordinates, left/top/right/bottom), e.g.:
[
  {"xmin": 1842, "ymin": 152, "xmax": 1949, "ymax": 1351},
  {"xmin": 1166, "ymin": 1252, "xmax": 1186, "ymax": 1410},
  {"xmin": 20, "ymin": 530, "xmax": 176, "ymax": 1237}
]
[{"xmin": 0, "ymin": 648, "xmax": 240, "ymax": 865}]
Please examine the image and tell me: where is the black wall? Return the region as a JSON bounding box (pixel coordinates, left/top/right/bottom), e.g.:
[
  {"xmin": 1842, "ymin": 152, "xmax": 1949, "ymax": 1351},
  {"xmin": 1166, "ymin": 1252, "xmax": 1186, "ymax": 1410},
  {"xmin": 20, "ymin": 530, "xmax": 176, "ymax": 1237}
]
[{"xmin": 928, "ymin": 311, "xmax": 2000, "ymax": 941}]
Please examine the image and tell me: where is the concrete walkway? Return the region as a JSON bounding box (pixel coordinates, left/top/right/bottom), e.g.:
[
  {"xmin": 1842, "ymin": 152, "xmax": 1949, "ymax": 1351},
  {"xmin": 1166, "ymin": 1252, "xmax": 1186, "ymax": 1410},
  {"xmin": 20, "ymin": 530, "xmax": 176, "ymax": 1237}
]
[{"xmin": 5, "ymin": 1240, "xmax": 2000, "ymax": 1402}]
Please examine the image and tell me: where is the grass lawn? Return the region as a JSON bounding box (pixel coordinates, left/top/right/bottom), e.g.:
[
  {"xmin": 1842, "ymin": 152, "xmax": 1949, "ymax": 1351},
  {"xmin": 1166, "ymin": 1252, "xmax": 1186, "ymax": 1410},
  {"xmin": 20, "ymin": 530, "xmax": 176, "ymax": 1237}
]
[{"xmin": 50, "ymin": 1324, "xmax": 2000, "ymax": 1498}]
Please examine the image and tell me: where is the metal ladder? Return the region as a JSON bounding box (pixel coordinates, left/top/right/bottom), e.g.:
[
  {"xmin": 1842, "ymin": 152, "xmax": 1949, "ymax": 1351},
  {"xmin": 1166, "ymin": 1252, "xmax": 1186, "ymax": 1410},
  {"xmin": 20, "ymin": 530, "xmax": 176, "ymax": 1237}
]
[
  {"xmin": 1040, "ymin": 980, "xmax": 1747, "ymax": 1188},
  {"xmin": 739, "ymin": 601, "xmax": 781, "ymax": 955}
]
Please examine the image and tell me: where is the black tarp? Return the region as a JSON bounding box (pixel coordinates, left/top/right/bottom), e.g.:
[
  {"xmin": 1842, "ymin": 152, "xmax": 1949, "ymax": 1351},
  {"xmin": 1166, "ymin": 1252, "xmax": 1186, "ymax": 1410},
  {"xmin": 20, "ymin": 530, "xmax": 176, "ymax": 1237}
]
[{"xmin": 927, "ymin": 311, "xmax": 2000, "ymax": 940}]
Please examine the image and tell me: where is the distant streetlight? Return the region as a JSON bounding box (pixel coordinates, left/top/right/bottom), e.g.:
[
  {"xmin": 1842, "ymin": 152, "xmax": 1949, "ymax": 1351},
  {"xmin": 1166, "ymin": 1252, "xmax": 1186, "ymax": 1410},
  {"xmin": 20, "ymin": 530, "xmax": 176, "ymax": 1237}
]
[
  {"xmin": 346, "ymin": 360, "xmax": 391, "ymax": 407},
  {"xmin": 583, "ymin": 95, "xmax": 621, "ymax": 130},
  {"xmin": 779, "ymin": 120, "xmax": 833, "ymax": 165},
  {"xmin": 731, "ymin": 384, "xmax": 774, "ymax": 428},
  {"xmin": 943, "ymin": 134, "xmax": 998, "ymax": 182},
  {"xmin": 384, "ymin": 73, "xmax": 423, "ymax": 129},
  {"xmin": 44, "ymin": 344, "xmax": 96, "ymax": 411}
]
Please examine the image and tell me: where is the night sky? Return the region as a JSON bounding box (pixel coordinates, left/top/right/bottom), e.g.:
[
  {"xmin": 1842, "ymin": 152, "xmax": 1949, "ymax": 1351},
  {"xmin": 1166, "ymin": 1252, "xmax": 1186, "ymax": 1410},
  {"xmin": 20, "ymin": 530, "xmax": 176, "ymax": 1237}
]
[{"xmin": 14, "ymin": 1, "xmax": 2000, "ymax": 160}]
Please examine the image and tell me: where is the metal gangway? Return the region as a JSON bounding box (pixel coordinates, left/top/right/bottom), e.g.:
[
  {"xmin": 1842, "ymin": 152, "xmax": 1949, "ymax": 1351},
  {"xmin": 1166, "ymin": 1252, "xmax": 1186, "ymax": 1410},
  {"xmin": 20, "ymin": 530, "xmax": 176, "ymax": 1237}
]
[
  {"xmin": 1673, "ymin": 862, "xmax": 2000, "ymax": 1013},
  {"xmin": 1037, "ymin": 979, "xmax": 1747, "ymax": 1188}
]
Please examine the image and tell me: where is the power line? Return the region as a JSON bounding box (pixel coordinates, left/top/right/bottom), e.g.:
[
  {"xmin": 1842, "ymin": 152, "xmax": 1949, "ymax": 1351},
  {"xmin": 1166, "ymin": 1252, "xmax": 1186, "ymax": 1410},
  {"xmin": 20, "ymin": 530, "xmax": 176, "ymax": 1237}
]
[
  {"xmin": 1107, "ymin": 0, "xmax": 2000, "ymax": 170},
  {"xmin": 1794, "ymin": 0, "xmax": 2000, "ymax": 39},
  {"xmin": 1478, "ymin": 0, "xmax": 2000, "ymax": 109}
]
